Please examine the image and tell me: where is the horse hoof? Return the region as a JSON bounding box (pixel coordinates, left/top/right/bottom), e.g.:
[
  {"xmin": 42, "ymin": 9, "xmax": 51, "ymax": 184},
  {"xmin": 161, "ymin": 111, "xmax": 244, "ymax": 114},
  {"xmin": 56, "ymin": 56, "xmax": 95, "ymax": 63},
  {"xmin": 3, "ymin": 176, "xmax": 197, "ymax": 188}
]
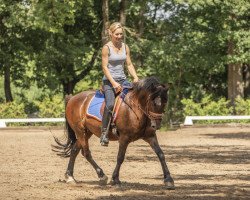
[
  {"xmin": 110, "ymin": 179, "xmax": 121, "ymax": 186},
  {"xmin": 164, "ymin": 181, "xmax": 175, "ymax": 190},
  {"xmin": 99, "ymin": 175, "xmax": 108, "ymax": 185},
  {"xmin": 65, "ymin": 176, "xmax": 77, "ymax": 184},
  {"xmin": 100, "ymin": 142, "xmax": 109, "ymax": 147}
]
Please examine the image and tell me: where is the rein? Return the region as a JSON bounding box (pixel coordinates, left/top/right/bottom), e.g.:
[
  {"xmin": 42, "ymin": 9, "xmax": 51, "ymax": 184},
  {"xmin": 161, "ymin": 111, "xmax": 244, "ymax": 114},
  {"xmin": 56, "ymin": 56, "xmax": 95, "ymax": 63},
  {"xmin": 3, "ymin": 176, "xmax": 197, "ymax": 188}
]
[{"xmin": 125, "ymin": 92, "xmax": 163, "ymax": 120}]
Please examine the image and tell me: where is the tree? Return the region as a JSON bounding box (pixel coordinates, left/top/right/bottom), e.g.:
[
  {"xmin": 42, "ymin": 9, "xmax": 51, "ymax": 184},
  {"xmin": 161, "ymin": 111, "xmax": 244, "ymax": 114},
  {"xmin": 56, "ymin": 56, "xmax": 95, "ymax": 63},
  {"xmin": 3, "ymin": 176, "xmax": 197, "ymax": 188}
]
[
  {"xmin": 149, "ymin": 0, "xmax": 250, "ymax": 115},
  {"xmin": 119, "ymin": 0, "xmax": 249, "ymax": 121},
  {"xmin": 102, "ymin": 0, "xmax": 109, "ymax": 45},
  {"xmin": 172, "ymin": 0, "xmax": 250, "ymax": 105},
  {"xmin": 243, "ymin": 64, "xmax": 250, "ymax": 97},
  {"xmin": 29, "ymin": 0, "xmax": 103, "ymax": 95},
  {"xmin": 119, "ymin": 0, "xmax": 127, "ymax": 26},
  {"xmin": 0, "ymin": 0, "xmax": 32, "ymax": 102}
]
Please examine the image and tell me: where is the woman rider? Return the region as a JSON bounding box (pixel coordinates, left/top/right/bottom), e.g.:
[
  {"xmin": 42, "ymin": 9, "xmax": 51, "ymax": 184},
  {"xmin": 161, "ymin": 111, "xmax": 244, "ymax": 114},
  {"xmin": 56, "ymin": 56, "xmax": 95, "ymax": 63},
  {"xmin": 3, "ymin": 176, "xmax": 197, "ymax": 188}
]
[{"xmin": 100, "ymin": 22, "xmax": 139, "ymax": 146}]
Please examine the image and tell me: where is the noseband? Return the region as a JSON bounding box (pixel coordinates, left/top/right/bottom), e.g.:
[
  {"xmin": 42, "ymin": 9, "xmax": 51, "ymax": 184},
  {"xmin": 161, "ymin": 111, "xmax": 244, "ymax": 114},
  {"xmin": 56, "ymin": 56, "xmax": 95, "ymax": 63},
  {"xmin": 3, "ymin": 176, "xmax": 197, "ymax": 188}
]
[{"xmin": 148, "ymin": 111, "xmax": 163, "ymax": 120}]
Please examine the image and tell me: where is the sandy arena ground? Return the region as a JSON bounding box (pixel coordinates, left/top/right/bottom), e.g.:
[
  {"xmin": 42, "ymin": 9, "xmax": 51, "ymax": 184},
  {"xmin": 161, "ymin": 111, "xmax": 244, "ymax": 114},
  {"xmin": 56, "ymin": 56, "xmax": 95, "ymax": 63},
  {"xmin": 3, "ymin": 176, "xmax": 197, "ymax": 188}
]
[{"xmin": 0, "ymin": 126, "xmax": 249, "ymax": 200}]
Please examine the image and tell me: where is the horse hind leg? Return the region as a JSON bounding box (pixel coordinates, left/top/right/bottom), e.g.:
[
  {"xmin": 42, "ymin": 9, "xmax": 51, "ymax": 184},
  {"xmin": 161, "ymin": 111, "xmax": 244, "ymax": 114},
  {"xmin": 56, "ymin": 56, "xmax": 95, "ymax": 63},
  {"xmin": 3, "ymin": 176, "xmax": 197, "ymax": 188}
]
[
  {"xmin": 65, "ymin": 140, "xmax": 81, "ymax": 184},
  {"xmin": 81, "ymin": 148, "xmax": 108, "ymax": 185},
  {"xmin": 76, "ymin": 129, "xmax": 108, "ymax": 185}
]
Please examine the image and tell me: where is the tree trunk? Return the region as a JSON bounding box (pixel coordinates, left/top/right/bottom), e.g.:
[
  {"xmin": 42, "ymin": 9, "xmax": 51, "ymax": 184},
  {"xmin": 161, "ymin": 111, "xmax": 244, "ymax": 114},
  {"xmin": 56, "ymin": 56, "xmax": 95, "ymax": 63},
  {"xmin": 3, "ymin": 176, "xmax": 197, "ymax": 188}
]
[
  {"xmin": 227, "ymin": 40, "xmax": 244, "ymax": 108},
  {"xmin": 4, "ymin": 66, "xmax": 13, "ymax": 102},
  {"xmin": 243, "ymin": 64, "xmax": 250, "ymax": 97},
  {"xmin": 119, "ymin": 0, "xmax": 127, "ymax": 26},
  {"xmin": 170, "ymin": 67, "xmax": 183, "ymax": 126},
  {"xmin": 138, "ymin": 1, "xmax": 146, "ymax": 37},
  {"xmin": 102, "ymin": 0, "xmax": 109, "ymax": 45},
  {"xmin": 62, "ymin": 81, "xmax": 75, "ymax": 95},
  {"xmin": 58, "ymin": 48, "xmax": 99, "ymax": 95},
  {"xmin": 137, "ymin": 1, "xmax": 146, "ymax": 67}
]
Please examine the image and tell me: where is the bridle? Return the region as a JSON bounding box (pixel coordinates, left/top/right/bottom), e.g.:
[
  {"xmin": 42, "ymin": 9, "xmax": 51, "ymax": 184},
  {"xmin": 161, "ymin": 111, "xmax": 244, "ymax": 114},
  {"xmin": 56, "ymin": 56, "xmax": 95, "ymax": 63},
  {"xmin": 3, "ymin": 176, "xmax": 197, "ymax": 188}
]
[{"xmin": 126, "ymin": 92, "xmax": 163, "ymax": 121}]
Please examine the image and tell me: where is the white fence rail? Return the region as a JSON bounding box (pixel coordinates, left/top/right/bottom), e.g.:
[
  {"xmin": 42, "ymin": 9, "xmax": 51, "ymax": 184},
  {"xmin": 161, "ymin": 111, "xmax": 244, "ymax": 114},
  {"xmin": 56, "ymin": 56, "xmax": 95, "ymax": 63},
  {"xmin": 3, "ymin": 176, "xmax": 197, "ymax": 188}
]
[
  {"xmin": 0, "ymin": 118, "xmax": 65, "ymax": 128},
  {"xmin": 184, "ymin": 115, "xmax": 250, "ymax": 126},
  {"xmin": 1, "ymin": 116, "xmax": 250, "ymax": 128}
]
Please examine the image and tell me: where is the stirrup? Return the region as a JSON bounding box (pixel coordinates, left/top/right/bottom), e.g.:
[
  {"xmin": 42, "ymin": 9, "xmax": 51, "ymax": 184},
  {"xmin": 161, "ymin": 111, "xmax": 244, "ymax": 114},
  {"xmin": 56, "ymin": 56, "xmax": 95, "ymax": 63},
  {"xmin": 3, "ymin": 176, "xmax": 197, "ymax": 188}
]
[
  {"xmin": 100, "ymin": 129, "xmax": 109, "ymax": 146},
  {"xmin": 101, "ymin": 140, "xmax": 109, "ymax": 146},
  {"xmin": 100, "ymin": 136, "xmax": 109, "ymax": 146}
]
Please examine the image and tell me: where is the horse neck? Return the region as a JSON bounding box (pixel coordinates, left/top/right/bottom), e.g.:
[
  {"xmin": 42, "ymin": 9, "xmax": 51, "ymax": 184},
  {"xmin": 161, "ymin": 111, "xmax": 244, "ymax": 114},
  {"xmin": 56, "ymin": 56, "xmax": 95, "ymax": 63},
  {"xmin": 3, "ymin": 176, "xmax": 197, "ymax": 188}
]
[
  {"xmin": 137, "ymin": 90, "xmax": 150, "ymax": 107},
  {"xmin": 128, "ymin": 91, "xmax": 150, "ymax": 116}
]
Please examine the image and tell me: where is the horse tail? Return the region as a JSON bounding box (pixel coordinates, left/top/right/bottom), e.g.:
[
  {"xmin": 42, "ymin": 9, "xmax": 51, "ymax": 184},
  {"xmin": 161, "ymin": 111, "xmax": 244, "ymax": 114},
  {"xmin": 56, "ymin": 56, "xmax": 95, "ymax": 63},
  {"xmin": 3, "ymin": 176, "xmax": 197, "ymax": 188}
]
[
  {"xmin": 64, "ymin": 94, "xmax": 77, "ymax": 145},
  {"xmin": 52, "ymin": 94, "xmax": 76, "ymax": 158}
]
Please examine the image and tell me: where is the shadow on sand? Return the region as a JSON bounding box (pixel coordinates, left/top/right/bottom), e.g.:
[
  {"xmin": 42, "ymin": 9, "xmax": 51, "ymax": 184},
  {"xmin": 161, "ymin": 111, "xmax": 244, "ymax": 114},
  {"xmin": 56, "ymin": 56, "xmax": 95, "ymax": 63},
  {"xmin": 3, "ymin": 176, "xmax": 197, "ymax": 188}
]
[
  {"xmin": 74, "ymin": 131, "xmax": 250, "ymax": 200},
  {"xmin": 75, "ymin": 179, "xmax": 249, "ymax": 200}
]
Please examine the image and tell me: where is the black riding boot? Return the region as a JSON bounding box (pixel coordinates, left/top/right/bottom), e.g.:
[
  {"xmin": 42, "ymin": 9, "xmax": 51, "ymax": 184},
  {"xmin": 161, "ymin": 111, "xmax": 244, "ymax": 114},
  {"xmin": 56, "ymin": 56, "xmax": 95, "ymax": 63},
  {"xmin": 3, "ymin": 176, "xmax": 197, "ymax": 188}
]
[{"xmin": 100, "ymin": 108, "xmax": 112, "ymax": 146}]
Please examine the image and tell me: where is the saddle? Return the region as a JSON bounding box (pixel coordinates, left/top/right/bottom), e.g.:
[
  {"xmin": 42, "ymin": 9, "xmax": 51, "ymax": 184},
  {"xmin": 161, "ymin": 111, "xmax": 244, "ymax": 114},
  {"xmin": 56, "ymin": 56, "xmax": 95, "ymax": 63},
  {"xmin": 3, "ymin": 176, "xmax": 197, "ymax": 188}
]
[{"xmin": 86, "ymin": 84, "xmax": 132, "ymax": 122}]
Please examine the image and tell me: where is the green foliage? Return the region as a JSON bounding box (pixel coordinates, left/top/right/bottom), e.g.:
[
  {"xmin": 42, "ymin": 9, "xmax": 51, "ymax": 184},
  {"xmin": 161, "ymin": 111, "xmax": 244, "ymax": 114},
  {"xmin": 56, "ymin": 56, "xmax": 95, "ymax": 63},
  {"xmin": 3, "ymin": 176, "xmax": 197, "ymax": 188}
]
[
  {"xmin": 182, "ymin": 95, "xmax": 232, "ymax": 116},
  {"xmin": 29, "ymin": 0, "xmax": 84, "ymax": 33},
  {"xmin": 0, "ymin": 101, "xmax": 27, "ymax": 119},
  {"xmin": 34, "ymin": 95, "xmax": 64, "ymax": 118},
  {"xmin": 181, "ymin": 95, "xmax": 250, "ymax": 124},
  {"xmin": 30, "ymin": 0, "xmax": 103, "ymax": 94},
  {"xmin": 235, "ymin": 97, "xmax": 250, "ymax": 115},
  {"xmin": 0, "ymin": 101, "xmax": 27, "ymax": 126},
  {"xmin": 0, "ymin": 95, "xmax": 64, "ymax": 126},
  {"xmin": 1, "ymin": 0, "xmax": 249, "ymax": 127}
]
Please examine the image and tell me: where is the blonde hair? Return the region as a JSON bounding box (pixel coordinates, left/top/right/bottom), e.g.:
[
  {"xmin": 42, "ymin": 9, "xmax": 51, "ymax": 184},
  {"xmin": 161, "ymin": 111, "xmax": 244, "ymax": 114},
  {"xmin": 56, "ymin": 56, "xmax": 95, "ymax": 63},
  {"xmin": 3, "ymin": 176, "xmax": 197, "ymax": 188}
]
[
  {"xmin": 108, "ymin": 22, "xmax": 126, "ymax": 43},
  {"xmin": 109, "ymin": 22, "xmax": 124, "ymax": 35}
]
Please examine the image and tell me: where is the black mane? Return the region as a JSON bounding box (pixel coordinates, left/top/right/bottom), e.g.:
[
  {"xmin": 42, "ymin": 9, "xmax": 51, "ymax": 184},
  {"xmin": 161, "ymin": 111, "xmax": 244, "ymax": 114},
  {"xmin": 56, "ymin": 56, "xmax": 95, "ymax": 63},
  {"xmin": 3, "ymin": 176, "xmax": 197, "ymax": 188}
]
[
  {"xmin": 132, "ymin": 76, "xmax": 169, "ymax": 103},
  {"xmin": 133, "ymin": 76, "xmax": 161, "ymax": 94}
]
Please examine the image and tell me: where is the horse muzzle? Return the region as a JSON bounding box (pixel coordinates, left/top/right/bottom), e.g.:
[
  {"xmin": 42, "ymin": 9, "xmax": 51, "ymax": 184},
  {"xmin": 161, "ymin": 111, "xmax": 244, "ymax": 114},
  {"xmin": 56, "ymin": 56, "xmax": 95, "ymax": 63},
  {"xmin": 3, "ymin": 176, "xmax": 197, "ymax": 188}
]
[
  {"xmin": 149, "ymin": 111, "xmax": 163, "ymax": 130},
  {"xmin": 151, "ymin": 119, "xmax": 162, "ymax": 130}
]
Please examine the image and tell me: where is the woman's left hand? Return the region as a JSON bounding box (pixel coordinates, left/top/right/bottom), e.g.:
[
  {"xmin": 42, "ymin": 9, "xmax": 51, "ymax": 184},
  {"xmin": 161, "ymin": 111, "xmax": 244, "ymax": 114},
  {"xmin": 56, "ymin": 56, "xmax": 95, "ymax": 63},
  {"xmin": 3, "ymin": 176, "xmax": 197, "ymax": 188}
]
[{"xmin": 133, "ymin": 77, "xmax": 139, "ymax": 82}]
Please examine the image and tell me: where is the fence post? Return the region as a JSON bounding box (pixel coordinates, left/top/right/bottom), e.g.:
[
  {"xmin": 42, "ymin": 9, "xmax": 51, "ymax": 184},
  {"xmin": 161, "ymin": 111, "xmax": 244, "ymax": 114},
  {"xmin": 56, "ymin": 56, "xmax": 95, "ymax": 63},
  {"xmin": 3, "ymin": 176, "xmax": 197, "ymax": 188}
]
[
  {"xmin": 184, "ymin": 116, "xmax": 193, "ymax": 125},
  {"xmin": 0, "ymin": 121, "xmax": 6, "ymax": 128}
]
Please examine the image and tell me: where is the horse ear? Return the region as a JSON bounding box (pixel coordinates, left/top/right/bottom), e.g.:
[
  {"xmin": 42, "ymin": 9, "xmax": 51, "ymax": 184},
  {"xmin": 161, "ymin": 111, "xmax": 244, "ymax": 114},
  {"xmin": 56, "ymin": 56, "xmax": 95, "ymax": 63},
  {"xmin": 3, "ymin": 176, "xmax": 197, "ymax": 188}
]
[{"xmin": 161, "ymin": 83, "xmax": 170, "ymax": 91}]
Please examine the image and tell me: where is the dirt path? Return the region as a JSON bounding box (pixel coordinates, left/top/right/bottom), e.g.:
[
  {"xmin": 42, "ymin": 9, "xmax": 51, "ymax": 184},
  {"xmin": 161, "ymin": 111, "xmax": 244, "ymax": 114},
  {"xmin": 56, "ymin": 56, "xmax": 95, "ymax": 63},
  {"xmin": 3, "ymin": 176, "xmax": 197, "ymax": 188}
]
[{"xmin": 0, "ymin": 127, "xmax": 249, "ymax": 200}]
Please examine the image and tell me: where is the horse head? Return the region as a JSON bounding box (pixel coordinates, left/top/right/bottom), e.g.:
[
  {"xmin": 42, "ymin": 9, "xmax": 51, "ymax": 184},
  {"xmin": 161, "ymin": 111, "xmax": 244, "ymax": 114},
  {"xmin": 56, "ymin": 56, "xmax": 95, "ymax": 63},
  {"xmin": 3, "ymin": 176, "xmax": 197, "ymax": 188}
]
[
  {"xmin": 148, "ymin": 83, "xmax": 169, "ymax": 129},
  {"xmin": 133, "ymin": 77, "xmax": 169, "ymax": 130}
]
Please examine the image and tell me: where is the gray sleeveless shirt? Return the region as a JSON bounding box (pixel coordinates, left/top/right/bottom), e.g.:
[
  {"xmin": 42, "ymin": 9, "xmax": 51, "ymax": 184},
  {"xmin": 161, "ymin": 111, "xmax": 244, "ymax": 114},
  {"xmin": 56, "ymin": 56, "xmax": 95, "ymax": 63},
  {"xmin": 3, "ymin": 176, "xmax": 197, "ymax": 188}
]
[{"xmin": 102, "ymin": 43, "xmax": 127, "ymax": 81}]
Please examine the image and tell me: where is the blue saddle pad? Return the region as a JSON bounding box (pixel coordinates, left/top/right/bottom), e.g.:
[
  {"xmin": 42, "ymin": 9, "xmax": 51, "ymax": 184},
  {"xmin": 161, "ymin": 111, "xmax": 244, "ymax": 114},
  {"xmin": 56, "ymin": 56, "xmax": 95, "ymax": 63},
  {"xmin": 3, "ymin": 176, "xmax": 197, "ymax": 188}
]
[
  {"xmin": 86, "ymin": 82, "xmax": 132, "ymax": 121},
  {"xmin": 87, "ymin": 91, "xmax": 105, "ymax": 121}
]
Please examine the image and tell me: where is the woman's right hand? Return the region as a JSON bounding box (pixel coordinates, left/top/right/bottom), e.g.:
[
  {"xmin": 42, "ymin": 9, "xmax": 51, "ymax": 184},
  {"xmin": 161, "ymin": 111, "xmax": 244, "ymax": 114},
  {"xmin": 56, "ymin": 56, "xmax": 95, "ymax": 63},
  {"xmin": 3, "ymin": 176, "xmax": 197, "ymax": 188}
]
[{"xmin": 113, "ymin": 82, "xmax": 122, "ymax": 94}]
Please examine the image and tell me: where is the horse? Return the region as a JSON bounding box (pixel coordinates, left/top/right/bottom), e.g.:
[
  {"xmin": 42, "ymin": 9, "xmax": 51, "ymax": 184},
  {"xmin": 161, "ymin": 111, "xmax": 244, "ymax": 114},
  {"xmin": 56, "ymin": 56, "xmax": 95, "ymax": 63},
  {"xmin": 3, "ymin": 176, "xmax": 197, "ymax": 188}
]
[{"xmin": 53, "ymin": 76, "xmax": 175, "ymax": 189}]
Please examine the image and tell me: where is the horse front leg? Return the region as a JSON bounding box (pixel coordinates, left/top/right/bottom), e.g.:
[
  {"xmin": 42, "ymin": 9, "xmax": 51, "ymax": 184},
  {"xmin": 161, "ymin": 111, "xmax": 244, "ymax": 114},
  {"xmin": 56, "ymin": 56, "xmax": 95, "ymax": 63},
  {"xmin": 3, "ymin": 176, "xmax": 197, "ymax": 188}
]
[
  {"xmin": 110, "ymin": 137, "xmax": 129, "ymax": 185},
  {"xmin": 144, "ymin": 135, "xmax": 175, "ymax": 189}
]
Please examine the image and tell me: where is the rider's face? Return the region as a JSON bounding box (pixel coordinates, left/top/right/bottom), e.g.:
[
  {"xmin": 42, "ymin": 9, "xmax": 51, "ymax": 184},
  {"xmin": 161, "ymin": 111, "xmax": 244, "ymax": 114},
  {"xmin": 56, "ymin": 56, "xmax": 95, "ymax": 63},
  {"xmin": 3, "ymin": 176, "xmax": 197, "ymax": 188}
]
[{"xmin": 111, "ymin": 28, "xmax": 123, "ymax": 43}]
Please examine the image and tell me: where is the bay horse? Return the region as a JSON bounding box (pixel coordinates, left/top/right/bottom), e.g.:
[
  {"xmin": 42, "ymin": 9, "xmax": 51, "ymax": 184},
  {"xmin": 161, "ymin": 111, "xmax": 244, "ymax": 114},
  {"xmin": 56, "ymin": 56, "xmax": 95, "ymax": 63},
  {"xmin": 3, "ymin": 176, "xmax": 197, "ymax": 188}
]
[{"xmin": 53, "ymin": 76, "xmax": 175, "ymax": 189}]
